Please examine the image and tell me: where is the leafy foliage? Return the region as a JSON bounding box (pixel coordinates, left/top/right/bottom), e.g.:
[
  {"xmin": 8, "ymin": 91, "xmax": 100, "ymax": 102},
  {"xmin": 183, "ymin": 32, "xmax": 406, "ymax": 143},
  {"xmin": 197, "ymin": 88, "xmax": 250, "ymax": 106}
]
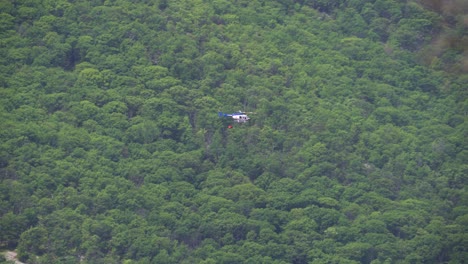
[{"xmin": 0, "ymin": 0, "xmax": 466, "ymax": 263}]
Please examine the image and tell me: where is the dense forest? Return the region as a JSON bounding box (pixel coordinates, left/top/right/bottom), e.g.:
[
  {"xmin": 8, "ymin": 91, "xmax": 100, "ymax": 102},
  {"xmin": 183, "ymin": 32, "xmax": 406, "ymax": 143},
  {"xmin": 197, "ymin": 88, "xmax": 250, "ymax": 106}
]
[{"xmin": 0, "ymin": 0, "xmax": 467, "ymax": 263}]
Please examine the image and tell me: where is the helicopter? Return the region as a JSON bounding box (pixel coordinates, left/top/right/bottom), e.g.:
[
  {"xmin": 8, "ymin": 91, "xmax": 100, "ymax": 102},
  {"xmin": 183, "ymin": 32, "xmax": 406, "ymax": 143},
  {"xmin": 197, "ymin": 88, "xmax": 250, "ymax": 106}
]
[{"xmin": 218, "ymin": 111, "xmax": 253, "ymax": 127}]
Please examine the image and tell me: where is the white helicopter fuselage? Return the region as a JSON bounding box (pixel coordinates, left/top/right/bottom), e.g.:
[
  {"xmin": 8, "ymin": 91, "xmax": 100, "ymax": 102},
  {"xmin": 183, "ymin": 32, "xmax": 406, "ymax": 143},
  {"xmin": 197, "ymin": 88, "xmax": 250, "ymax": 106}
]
[
  {"xmin": 219, "ymin": 111, "xmax": 251, "ymax": 123},
  {"xmin": 231, "ymin": 114, "xmax": 250, "ymax": 123}
]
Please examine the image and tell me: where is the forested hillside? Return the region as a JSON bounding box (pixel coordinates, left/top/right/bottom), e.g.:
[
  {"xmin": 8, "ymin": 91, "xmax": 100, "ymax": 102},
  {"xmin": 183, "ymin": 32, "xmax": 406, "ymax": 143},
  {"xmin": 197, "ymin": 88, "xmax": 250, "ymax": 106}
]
[{"xmin": 0, "ymin": 0, "xmax": 466, "ymax": 263}]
